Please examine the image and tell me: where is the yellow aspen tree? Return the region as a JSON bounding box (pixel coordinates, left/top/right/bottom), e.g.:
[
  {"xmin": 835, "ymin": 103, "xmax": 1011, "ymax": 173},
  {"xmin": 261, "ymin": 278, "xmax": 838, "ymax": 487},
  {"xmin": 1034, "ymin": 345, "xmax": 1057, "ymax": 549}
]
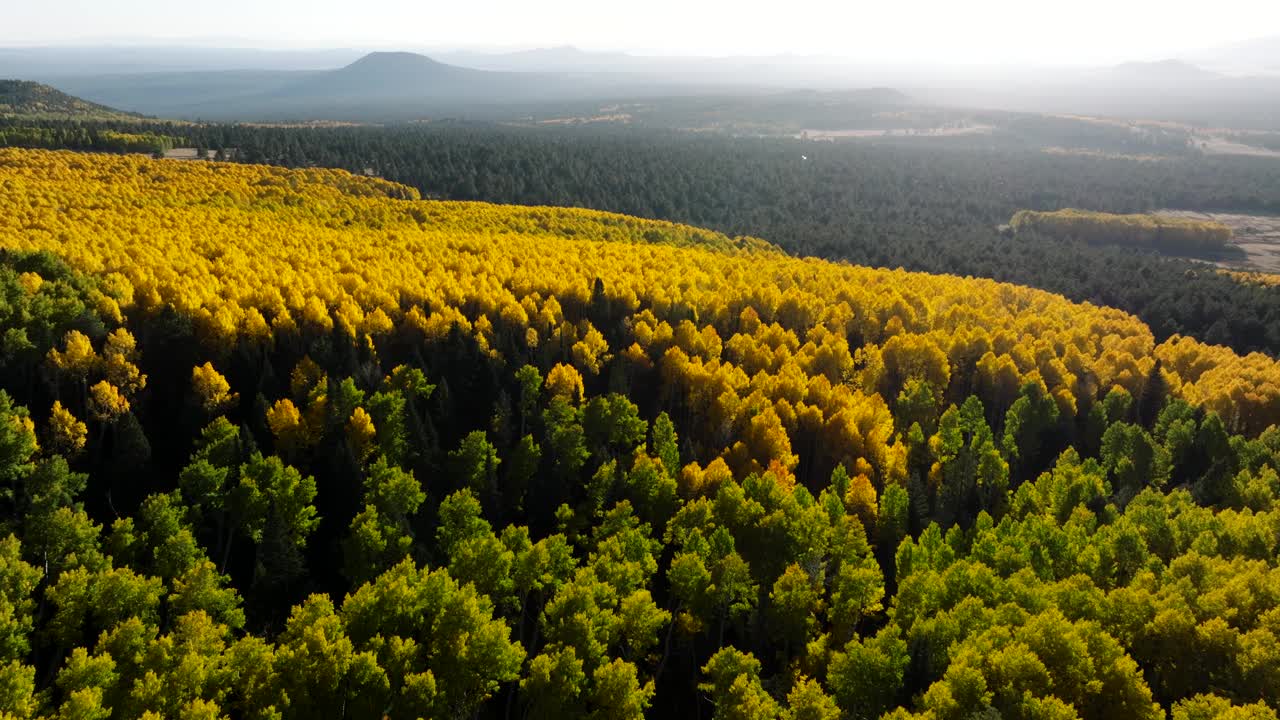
[
  {"xmin": 346, "ymin": 407, "xmax": 377, "ymax": 462},
  {"xmin": 845, "ymin": 474, "xmax": 879, "ymax": 535},
  {"xmin": 546, "ymin": 363, "xmax": 585, "ymax": 404},
  {"xmin": 191, "ymin": 363, "xmax": 239, "ymax": 414},
  {"xmin": 87, "ymin": 381, "xmax": 129, "ymax": 423},
  {"xmin": 17, "ymin": 272, "xmax": 42, "ymax": 294},
  {"xmin": 266, "ymin": 398, "xmax": 308, "ymax": 452},
  {"xmin": 47, "ymin": 330, "xmax": 98, "ymax": 381},
  {"xmin": 47, "ymin": 401, "xmax": 87, "ymax": 456}
]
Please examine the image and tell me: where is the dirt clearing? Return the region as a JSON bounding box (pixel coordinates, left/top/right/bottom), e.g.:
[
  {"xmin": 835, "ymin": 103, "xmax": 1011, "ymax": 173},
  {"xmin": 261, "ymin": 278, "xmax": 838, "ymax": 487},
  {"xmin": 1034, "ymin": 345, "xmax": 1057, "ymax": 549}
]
[{"xmin": 1157, "ymin": 209, "xmax": 1280, "ymax": 272}]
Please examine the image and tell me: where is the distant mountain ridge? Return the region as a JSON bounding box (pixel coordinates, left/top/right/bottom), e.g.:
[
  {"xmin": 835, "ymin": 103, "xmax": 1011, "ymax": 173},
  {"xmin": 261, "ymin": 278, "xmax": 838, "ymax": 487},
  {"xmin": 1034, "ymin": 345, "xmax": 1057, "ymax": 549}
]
[
  {"xmin": 1186, "ymin": 36, "xmax": 1280, "ymax": 74},
  {"xmin": 438, "ymin": 45, "xmax": 654, "ymax": 73},
  {"xmin": 39, "ymin": 50, "xmax": 861, "ymax": 121},
  {"xmin": 0, "ymin": 46, "xmax": 365, "ymax": 76},
  {"xmin": 13, "ymin": 44, "xmax": 1274, "ymax": 128},
  {"xmin": 1103, "ymin": 59, "xmax": 1221, "ymax": 86}
]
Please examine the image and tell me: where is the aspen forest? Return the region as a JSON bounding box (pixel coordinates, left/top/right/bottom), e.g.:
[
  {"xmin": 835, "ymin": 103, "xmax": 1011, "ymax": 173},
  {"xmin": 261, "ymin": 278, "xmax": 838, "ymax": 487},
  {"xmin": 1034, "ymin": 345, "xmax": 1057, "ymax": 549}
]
[
  {"xmin": 9, "ymin": 119, "xmax": 1278, "ymax": 356},
  {"xmin": 0, "ymin": 146, "xmax": 1276, "ymax": 720},
  {"xmin": 1008, "ymin": 210, "xmax": 1233, "ymax": 255}
]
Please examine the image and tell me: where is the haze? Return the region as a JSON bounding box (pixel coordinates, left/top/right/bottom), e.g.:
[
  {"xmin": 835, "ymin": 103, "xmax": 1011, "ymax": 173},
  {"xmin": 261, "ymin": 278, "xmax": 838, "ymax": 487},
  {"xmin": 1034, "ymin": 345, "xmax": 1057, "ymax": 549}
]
[{"xmin": 8, "ymin": 0, "xmax": 1279, "ymax": 65}]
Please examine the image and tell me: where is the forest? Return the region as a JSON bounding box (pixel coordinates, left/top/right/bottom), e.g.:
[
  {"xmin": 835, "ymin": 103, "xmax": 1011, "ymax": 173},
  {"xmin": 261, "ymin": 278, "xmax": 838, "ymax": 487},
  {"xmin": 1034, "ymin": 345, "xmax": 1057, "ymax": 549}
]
[
  {"xmin": 5, "ymin": 117, "xmax": 1279, "ymax": 359},
  {"xmin": 0, "ymin": 148, "xmax": 1277, "ymax": 720},
  {"xmin": 1224, "ymin": 132, "xmax": 1280, "ymax": 153},
  {"xmin": 1009, "ymin": 210, "xmax": 1233, "ymax": 256},
  {"xmin": 0, "ymin": 125, "xmax": 175, "ymax": 155},
  {"xmin": 0, "ymin": 81, "xmax": 140, "ymax": 122}
]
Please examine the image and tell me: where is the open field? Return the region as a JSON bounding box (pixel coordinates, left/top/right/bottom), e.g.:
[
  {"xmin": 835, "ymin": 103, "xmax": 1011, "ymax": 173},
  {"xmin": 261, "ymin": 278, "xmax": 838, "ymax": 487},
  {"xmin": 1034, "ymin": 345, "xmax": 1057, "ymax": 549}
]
[
  {"xmin": 162, "ymin": 147, "xmax": 240, "ymax": 160},
  {"xmin": 1158, "ymin": 209, "xmax": 1280, "ymax": 271},
  {"xmin": 1039, "ymin": 113, "xmax": 1280, "ymax": 159},
  {"xmin": 1194, "ymin": 135, "xmax": 1280, "ymax": 158},
  {"xmin": 1041, "ymin": 146, "xmax": 1168, "ymax": 162},
  {"xmin": 797, "ymin": 124, "xmax": 994, "ymax": 140},
  {"xmin": 536, "ymin": 113, "xmax": 633, "ymax": 125}
]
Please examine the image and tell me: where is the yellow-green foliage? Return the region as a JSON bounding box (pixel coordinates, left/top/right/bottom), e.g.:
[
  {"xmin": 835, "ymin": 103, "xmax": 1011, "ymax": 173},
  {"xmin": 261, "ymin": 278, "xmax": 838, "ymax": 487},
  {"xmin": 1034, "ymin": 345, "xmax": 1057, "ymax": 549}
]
[
  {"xmin": 3, "ymin": 148, "xmax": 1280, "ymax": 720},
  {"xmin": 1221, "ymin": 269, "xmax": 1280, "ymax": 287},
  {"xmin": 1011, "ymin": 208, "xmax": 1232, "ymax": 253},
  {"xmin": 3, "ymin": 147, "xmax": 1280, "ymax": 459},
  {"xmin": 96, "ymin": 130, "xmax": 175, "ymax": 153},
  {"xmin": 0, "ymin": 126, "xmax": 177, "ymax": 155}
]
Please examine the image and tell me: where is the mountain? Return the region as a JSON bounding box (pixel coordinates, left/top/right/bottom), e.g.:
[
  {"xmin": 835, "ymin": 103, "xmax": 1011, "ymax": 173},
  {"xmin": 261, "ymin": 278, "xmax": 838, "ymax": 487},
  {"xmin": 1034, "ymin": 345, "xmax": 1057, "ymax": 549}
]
[
  {"xmin": 1186, "ymin": 36, "xmax": 1280, "ymax": 74},
  {"xmin": 36, "ymin": 51, "xmax": 801, "ymax": 121},
  {"xmin": 914, "ymin": 55, "xmax": 1280, "ymax": 130},
  {"xmin": 439, "ymin": 46, "xmax": 903, "ymax": 87},
  {"xmin": 437, "ymin": 45, "xmax": 638, "ymax": 73},
  {"xmin": 0, "ymin": 45, "xmax": 364, "ymax": 76},
  {"xmin": 308, "ymin": 51, "xmax": 484, "ymax": 89},
  {"xmin": 17, "ymin": 45, "xmax": 1279, "ymax": 129},
  {"xmin": 0, "ymin": 79, "xmax": 137, "ymax": 118},
  {"xmin": 273, "ymin": 51, "xmax": 547, "ymax": 103},
  {"xmin": 37, "ymin": 51, "xmax": 615, "ymax": 121},
  {"xmin": 1102, "ymin": 59, "xmax": 1221, "ymax": 87},
  {"xmin": 46, "ymin": 70, "xmax": 321, "ymax": 119},
  {"xmin": 224, "ymin": 51, "xmax": 600, "ymax": 119}
]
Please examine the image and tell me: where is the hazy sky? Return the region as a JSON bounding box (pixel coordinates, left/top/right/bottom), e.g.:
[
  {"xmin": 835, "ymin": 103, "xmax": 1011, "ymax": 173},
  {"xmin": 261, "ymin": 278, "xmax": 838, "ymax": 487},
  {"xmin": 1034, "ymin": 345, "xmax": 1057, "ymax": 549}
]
[{"xmin": 6, "ymin": 0, "xmax": 1278, "ymax": 64}]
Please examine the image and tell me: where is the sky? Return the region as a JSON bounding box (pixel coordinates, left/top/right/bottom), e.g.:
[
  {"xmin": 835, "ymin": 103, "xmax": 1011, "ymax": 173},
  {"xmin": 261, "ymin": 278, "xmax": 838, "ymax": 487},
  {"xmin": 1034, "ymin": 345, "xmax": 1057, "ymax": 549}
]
[{"xmin": 5, "ymin": 0, "xmax": 1278, "ymax": 65}]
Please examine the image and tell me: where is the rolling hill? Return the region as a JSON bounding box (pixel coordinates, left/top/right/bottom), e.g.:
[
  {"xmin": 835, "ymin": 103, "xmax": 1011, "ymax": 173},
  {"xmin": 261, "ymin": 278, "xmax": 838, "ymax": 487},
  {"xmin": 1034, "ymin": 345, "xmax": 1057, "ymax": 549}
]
[{"xmin": 0, "ymin": 79, "xmax": 139, "ymax": 119}]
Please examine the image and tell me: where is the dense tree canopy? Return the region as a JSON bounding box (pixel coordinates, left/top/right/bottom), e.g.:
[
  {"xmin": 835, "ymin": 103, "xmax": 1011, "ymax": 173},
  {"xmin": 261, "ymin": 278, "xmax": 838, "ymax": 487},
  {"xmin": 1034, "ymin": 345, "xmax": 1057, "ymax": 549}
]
[
  {"xmin": 0, "ymin": 148, "xmax": 1276, "ymax": 718},
  {"xmin": 1010, "ymin": 208, "xmax": 1233, "ymax": 255},
  {"xmin": 9, "ymin": 118, "xmax": 1274, "ymax": 357}
]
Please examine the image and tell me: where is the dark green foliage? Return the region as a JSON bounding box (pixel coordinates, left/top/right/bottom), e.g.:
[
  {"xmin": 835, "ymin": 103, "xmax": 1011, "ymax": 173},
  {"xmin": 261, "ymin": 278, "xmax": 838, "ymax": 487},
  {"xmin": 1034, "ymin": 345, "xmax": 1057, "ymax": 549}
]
[{"xmin": 0, "ymin": 180, "xmax": 1276, "ymax": 719}]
